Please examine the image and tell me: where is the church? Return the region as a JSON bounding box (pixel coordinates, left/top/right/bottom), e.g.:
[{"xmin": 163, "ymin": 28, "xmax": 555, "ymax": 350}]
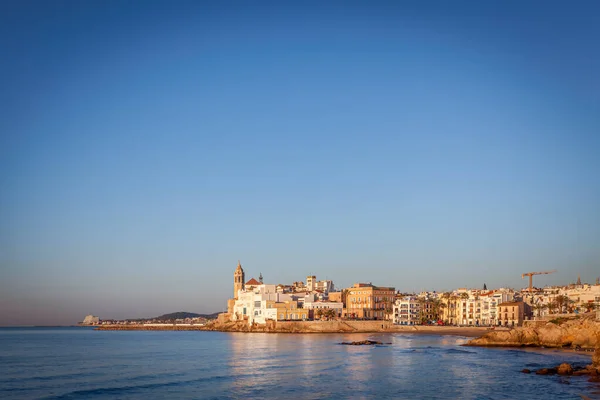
[{"xmin": 221, "ymin": 261, "xmax": 309, "ymax": 325}]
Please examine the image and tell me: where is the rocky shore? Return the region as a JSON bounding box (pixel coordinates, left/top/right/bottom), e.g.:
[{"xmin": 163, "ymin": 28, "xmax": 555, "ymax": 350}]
[
  {"xmin": 466, "ymin": 314, "xmax": 600, "ymax": 350},
  {"xmin": 521, "ymin": 361, "xmax": 600, "ymax": 382}
]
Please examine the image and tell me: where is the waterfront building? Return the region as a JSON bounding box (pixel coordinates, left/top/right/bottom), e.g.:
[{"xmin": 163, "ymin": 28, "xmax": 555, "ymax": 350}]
[
  {"xmin": 227, "ymin": 261, "xmax": 246, "ymax": 315},
  {"xmin": 234, "ymin": 261, "xmax": 245, "ymax": 297},
  {"xmin": 303, "ymin": 294, "xmax": 343, "ymax": 318},
  {"xmin": 232, "ymin": 284, "xmax": 294, "ymax": 325},
  {"xmin": 497, "ymin": 301, "xmax": 530, "ymax": 327},
  {"xmin": 393, "ymin": 296, "xmax": 420, "ymax": 325},
  {"xmin": 344, "ymin": 283, "xmax": 395, "ymax": 320},
  {"xmin": 81, "ymin": 315, "xmax": 100, "ymax": 325},
  {"xmin": 270, "ymin": 300, "xmax": 309, "ymax": 321}
]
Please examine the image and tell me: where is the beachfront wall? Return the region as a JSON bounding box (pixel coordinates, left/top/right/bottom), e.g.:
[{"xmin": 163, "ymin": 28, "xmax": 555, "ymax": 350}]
[{"xmin": 276, "ymin": 320, "xmax": 393, "ymax": 332}]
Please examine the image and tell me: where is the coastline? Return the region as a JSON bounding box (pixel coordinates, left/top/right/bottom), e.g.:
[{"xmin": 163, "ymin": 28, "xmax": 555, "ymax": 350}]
[{"xmin": 94, "ymin": 322, "xmax": 490, "ymax": 337}]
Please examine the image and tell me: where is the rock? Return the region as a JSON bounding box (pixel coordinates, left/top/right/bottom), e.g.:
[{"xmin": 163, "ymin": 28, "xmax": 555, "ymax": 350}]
[
  {"xmin": 536, "ymin": 368, "xmax": 550, "ymax": 375},
  {"xmin": 467, "ymin": 316, "xmax": 600, "ymax": 348},
  {"xmin": 573, "ymin": 370, "xmax": 590, "ymax": 376},
  {"xmin": 536, "ymin": 368, "xmax": 557, "ymax": 375},
  {"xmin": 340, "ymin": 340, "xmax": 384, "ymax": 346},
  {"xmin": 593, "ymin": 346, "xmax": 600, "ymax": 367},
  {"xmin": 521, "ymin": 369, "xmax": 531, "ymax": 373},
  {"xmin": 557, "ymin": 363, "xmax": 574, "ymax": 375},
  {"xmin": 588, "ymin": 375, "xmax": 600, "ymax": 383}
]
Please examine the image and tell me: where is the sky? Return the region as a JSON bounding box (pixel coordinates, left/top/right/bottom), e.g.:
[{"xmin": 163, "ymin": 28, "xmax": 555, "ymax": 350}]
[{"xmin": 1, "ymin": 1, "xmax": 599, "ymax": 326}]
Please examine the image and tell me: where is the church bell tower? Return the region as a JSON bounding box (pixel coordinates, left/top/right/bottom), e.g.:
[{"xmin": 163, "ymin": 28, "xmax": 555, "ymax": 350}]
[{"xmin": 234, "ymin": 260, "xmax": 245, "ymax": 299}]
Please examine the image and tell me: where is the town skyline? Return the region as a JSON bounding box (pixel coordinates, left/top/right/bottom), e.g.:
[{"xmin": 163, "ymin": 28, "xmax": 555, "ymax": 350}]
[
  {"xmin": 2, "ymin": 2, "xmax": 599, "ymax": 327},
  {"xmin": 2, "ymin": 260, "xmax": 598, "ymax": 326}
]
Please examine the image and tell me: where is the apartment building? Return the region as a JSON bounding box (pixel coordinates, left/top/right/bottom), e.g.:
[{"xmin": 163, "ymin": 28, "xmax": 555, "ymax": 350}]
[
  {"xmin": 393, "ymin": 296, "xmax": 420, "ymax": 325},
  {"xmin": 345, "ymin": 283, "xmax": 395, "ymax": 320},
  {"xmin": 498, "ymin": 301, "xmax": 530, "ymax": 327}
]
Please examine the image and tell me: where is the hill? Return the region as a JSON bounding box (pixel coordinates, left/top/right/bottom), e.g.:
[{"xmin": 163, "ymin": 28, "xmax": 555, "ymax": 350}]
[{"xmin": 155, "ymin": 312, "xmax": 219, "ymax": 321}]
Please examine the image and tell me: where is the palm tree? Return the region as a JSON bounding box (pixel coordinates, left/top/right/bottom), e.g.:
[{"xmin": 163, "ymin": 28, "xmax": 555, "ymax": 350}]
[
  {"xmin": 533, "ymin": 304, "xmax": 545, "ymax": 318},
  {"xmin": 341, "ymin": 289, "xmax": 349, "ymax": 308},
  {"xmin": 439, "ymin": 292, "xmax": 451, "ymax": 322},
  {"xmin": 315, "ymin": 309, "xmax": 323, "ymax": 320},
  {"xmin": 449, "ymin": 294, "xmax": 458, "ymax": 324},
  {"xmin": 436, "ymin": 301, "xmax": 447, "ymax": 322},
  {"xmin": 416, "ymin": 297, "xmax": 428, "ymax": 324},
  {"xmin": 547, "ymin": 300, "xmax": 557, "ymax": 315},
  {"xmin": 554, "ymin": 295, "xmax": 569, "ymax": 314}
]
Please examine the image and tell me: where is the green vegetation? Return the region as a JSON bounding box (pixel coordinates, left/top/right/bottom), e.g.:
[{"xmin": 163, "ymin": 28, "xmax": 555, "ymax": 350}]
[
  {"xmin": 549, "ymin": 317, "xmax": 568, "ymax": 325},
  {"xmin": 156, "ymin": 312, "xmax": 219, "ymax": 321}
]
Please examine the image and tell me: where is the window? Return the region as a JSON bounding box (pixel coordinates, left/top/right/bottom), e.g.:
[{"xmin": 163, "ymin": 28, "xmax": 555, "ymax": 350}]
[{"xmin": 254, "ymin": 301, "xmax": 261, "ymax": 308}]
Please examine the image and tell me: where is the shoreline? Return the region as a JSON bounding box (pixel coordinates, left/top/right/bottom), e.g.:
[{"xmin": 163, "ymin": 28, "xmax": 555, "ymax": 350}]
[{"xmin": 93, "ymin": 323, "xmax": 490, "ymax": 337}]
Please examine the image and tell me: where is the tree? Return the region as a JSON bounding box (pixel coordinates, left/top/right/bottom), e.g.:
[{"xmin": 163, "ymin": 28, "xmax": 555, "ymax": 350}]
[
  {"xmin": 315, "ymin": 309, "xmax": 323, "ymax": 320},
  {"xmin": 325, "ymin": 309, "xmax": 336, "ymax": 320},
  {"xmin": 416, "ymin": 297, "xmax": 429, "ymax": 324},
  {"xmin": 341, "ymin": 289, "xmax": 349, "ymax": 308},
  {"xmin": 554, "ymin": 295, "xmax": 569, "ymax": 314},
  {"xmin": 585, "ymin": 302, "xmax": 597, "ymax": 313},
  {"xmin": 547, "ymin": 300, "xmax": 557, "ymax": 315},
  {"xmin": 533, "ymin": 304, "xmax": 545, "ymax": 318}
]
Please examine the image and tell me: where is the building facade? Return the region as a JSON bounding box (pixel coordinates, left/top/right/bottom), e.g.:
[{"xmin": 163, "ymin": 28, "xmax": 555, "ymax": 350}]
[
  {"xmin": 497, "ymin": 301, "xmax": 530, "ymax": 327},
  {"xmin": 393, "ymin": 296, "xmax": 420, "ymax": 325},
  {"xmin": 345, "ymin": 283, "xmax": 395, "ymax": 320}
]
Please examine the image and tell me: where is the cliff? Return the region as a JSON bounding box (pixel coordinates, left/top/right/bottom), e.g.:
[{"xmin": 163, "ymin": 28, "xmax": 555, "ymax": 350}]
[{"xmin": 467, "ymin": 315, "xmax": 600, "ymax": 349}]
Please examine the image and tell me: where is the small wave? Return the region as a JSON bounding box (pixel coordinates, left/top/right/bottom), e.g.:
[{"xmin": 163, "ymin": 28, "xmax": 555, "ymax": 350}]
[
  {"xmin": 445, "ymin": 348, "xmax": 476, "ymax": 354},
  {"xmin": 525, "ymin": 362, "xmax": 542, "ymax": 367},
  {"xmin": 42, "ymin": 375, "xmax": 231, "ymax": 399}
]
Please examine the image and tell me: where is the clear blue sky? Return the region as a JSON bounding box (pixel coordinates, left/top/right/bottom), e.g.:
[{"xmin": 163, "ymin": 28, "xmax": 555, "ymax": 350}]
[{"xmin": 1, "ymin": 1, "xmax": 599, "ymax": 325}]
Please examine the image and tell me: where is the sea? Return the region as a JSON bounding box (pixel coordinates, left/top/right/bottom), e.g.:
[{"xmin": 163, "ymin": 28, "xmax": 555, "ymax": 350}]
[{"xmin": 0, "ymin": 327, "xmax": 598, "ymax": 399}]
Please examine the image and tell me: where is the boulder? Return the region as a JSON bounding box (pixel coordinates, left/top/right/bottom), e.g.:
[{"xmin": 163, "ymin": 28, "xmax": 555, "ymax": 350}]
[
  {"xmin": 593, "ymin": 346, "xmax": 600, "ymax": 367},
  {"xmin": 340, "ymin": 340, "xmax": 384, "ymax": 346},
  {"xmin": 573, "ymin": 370, "xmax": 590, "ymax": 376},
  {"xmin": 536, "ymin": 368, "xmax": 557, "ymax": 375},
  {"xmin": 557, "ymin": 363, "xmax": 573, "ymax": 375},
  {"xmin": 521, "ymin": 369, "xmax": 531, "ymax": 374}
]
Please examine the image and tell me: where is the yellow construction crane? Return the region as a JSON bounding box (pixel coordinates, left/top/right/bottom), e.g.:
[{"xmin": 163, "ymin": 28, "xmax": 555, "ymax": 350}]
[{"xmin": 521, "ymin": 270, "xmax": 557, "ymax": 290}]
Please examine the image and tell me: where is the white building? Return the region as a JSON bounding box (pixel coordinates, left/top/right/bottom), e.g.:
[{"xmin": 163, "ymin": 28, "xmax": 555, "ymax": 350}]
[
  {"xmin": 456, "ymin": 289, "xmax": 514, "ymax": 326},
  {"xmin": 303, "ymin": 295, "xmax": 343, "ymax": 317},
  {"xmin": 232, "ymin": 284, "xmax": 293, "ymax": 325},
  {"xmin": 82, "ymin": 315, "xmax": 100, "ymax": 325},
  {"xmin": 306, "ymin": 275, "xmax": 334, "ymax": 294},
  {"xmin": 393, "ymin": 296, "xmax": 420, "ymax": 325}
]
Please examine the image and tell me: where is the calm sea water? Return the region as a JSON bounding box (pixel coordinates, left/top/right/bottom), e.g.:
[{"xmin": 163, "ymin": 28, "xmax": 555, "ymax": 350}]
[{"xmin": 0, "ymin": 327, "xmax": 597, "ymax": 399}]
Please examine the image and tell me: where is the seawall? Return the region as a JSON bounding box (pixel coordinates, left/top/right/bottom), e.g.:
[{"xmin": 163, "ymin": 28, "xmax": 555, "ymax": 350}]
[{"xmin": 95, "ymin": 321, "xmax": 489, "ymax": 337}]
